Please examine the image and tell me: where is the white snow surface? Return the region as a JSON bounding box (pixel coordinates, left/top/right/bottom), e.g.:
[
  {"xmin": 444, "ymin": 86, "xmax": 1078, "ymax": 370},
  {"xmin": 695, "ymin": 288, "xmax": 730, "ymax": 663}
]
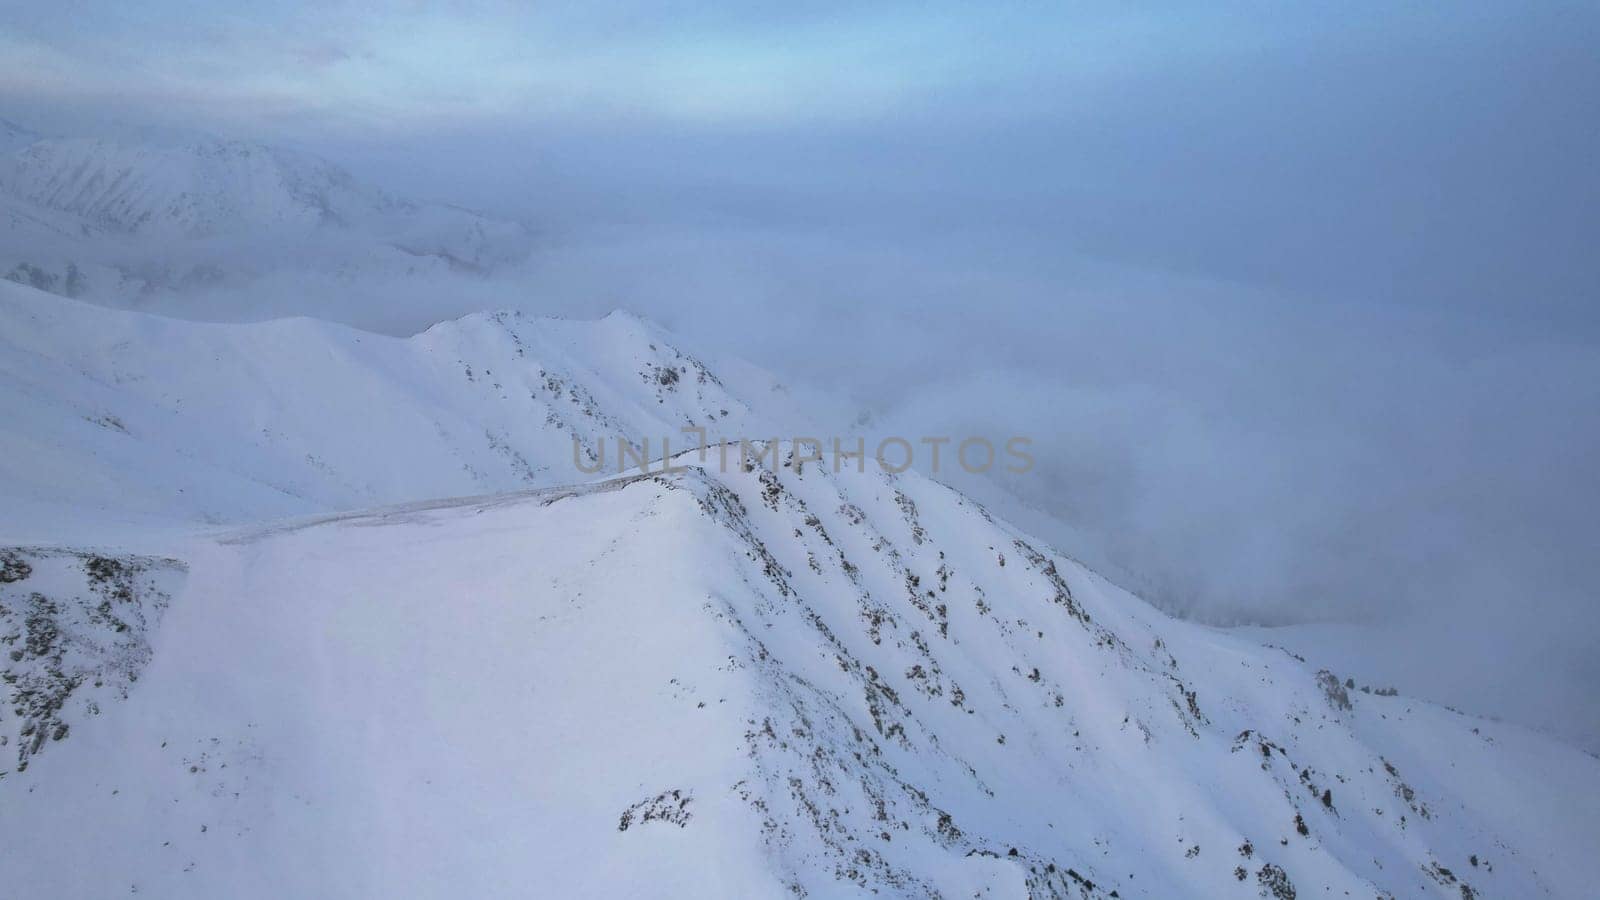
[
  {"xmin": 0, "ymin": 281, "xmax": 758, "ymax": 538},
  {"xmin": 0, "ymin": 280, "xmax": 1596, "ymax": 897}
]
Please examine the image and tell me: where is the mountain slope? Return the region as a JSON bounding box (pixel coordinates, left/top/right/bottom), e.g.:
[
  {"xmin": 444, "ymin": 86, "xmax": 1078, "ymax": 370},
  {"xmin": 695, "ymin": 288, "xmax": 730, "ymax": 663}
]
[
  {"xmin": 0, "ymin": 281, "xmax": 762, "ymax": 535},
  {"xmin": 1, "ymin": 455, "xmax": 1595, "ymax": 898}
]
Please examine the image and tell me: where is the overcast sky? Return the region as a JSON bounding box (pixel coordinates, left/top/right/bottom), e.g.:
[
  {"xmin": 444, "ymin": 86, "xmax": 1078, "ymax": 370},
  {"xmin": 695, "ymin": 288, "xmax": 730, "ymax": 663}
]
[{"xmin": 4, "ymin": 1, "xmax": 1598, "ymax": 747}]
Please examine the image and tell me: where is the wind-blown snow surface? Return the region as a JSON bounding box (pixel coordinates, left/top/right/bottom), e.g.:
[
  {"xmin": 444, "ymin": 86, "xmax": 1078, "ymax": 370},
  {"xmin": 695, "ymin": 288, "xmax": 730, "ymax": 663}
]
[
  {"xmin": 2, "ymin": 454, "xmax": 1596, "ymax": 898},
  {"xmin": 1, "ymin": 282, "xmax": 1596, "ymax": 897}
]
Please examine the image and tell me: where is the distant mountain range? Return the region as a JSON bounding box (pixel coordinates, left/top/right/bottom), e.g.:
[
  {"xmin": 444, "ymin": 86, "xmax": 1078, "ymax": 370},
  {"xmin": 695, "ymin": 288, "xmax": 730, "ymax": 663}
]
[{"xmin": 0, "ymin": 119, "xmax": 531, "ymax": 306}]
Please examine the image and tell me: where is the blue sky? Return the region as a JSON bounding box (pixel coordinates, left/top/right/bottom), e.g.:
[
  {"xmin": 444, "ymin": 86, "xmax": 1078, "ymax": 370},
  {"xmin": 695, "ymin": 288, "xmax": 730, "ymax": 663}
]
[{"xmin": 3, "ymin": 4, "xmax": 1236, "ymax": 128}]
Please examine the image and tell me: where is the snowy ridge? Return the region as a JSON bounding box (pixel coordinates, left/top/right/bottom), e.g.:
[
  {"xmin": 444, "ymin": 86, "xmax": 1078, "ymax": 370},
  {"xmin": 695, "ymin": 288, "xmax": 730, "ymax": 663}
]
[
  {"xmin": 0, "ymin": 281, "xmax": 760, "ymax": 533},
  {"xmin": 0, "ymin": 453, "xmax": 1594, "ymax": 897}
]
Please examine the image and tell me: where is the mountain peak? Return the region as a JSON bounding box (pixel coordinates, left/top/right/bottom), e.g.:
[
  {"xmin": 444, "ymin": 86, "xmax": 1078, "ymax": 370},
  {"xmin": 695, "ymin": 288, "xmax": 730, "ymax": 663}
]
[{"xmin": 3, "ymin": 439, "xmax": 1593, "ymax": 897}]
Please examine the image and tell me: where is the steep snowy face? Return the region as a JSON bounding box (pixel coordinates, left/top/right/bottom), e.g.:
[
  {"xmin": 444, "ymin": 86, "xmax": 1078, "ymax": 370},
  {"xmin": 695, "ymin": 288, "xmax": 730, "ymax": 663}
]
[
  {"xmin": 0, "ymin": 282, "xmax": 766, "ymax": 532},
  {"xmin": 1, "ymin": 456, "xmax": 1593, "ymax": 898}
]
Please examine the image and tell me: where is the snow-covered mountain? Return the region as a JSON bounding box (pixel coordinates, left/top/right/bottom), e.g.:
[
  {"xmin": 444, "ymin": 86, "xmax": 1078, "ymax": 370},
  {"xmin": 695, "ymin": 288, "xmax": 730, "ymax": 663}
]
[
  {"xmin": 0, "ymin": 123, "xmax": 531, "ymax": 305},
  {"xmin": 3, "ymin": 450, "xmax": 1596, "ymax": 897},
  {"xmin": 0, "ymin": 281, "xmax": 762, "ymax": 535},
  {"xmin": 1, "ymin": 279, "xmax": 1596, "ymax": 897}
]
